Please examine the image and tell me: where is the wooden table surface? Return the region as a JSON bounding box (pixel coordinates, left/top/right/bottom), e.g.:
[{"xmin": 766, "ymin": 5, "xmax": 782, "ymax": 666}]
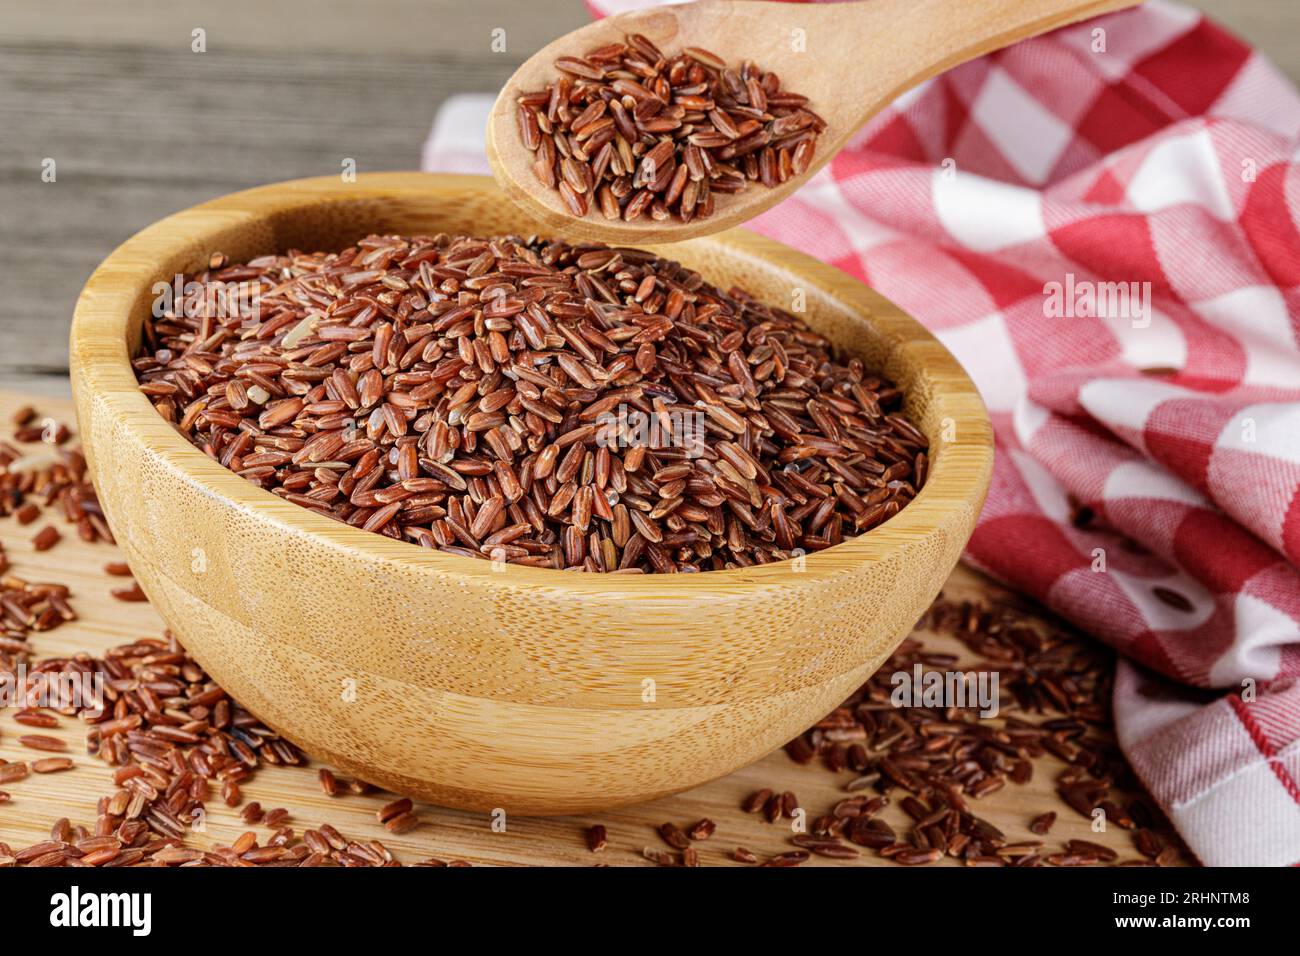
[
  {"xmin": 0, "ymin": 0, "xmax": 1296, "ymax": 397},
  {"xmin": 0, "ymin": 388, "xmax": 1182, "ymax": 866}
]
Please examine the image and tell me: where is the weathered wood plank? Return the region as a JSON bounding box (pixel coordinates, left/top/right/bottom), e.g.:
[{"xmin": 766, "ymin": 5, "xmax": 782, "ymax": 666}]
[
  {"xmin": 0, "ymin": 0, "xmax": 1290, "ymax": 79},
  {"xmin": 0, "ymin": 0, "xmax": 590, "ymax": 58},
  {"xmin": 0, "ymin": 43, "xmax": 531, "ymax": 393},
  {"xmin": 1, "ymin": 0, "xmax": 1295, "ymax": 397}
]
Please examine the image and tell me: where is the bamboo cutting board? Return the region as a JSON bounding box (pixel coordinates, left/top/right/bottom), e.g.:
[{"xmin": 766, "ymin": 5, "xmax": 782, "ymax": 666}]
[{"xmin": 0, "ymin": 389, "xmax": 1177, "ymax": 866}]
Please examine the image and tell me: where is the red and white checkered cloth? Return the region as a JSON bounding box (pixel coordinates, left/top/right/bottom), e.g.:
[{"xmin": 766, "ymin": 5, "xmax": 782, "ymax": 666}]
[{"xmin": 424, "ymin": 0, "xmax": 1300, "ymax": 865}]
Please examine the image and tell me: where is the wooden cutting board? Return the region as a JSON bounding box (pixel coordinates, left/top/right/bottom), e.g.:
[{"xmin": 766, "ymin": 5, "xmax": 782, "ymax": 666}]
[{"xmin": 0, "ymin": 388, "xmax": 1176, "ymax": 866}]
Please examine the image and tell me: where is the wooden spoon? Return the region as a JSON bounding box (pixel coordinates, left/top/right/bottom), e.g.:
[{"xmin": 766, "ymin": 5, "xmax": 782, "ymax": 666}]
[{"xmin": 487, "ymin": 0, "xmax": 1137, "ymax": 243}]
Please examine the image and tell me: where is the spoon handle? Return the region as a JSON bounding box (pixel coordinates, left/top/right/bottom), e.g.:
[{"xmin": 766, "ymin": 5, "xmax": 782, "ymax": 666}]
[{"xmin": 798, "ymin": 0, "xmax": 1139, "ymax": 132}]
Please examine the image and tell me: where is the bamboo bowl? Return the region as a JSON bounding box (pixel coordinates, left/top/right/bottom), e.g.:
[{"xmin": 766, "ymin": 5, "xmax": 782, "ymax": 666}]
[{"xmin": 69, "ymin": 173, "xmax": 992, "ymax": 814}]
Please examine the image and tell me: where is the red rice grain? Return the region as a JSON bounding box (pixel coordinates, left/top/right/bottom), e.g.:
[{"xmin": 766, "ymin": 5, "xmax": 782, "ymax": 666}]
[
  {"xmin": 134, "ymin": 234, "xmax": 927, "ymax": 573},
  {"xmin": 517, "ymin": 35, "xmax": 825, "ymax": 223}
]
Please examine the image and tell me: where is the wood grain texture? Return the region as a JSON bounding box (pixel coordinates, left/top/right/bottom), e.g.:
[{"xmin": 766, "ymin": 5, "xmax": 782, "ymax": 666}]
[
  {"xmin": 66, "ymin": 172, "xmax": 992, "ymax": 813},
  {"xmin": 0, "ymin": 0, "xmax": 590, "ymax": 57},
  {"xmin": 487, "ymin": 0, "xmax": 1141, "ymax": 243},
  {"xmin": 0, "ymin": 32, "xmax": 555, "ymax": 395},
  {"xmin": 0, "ymin": 387, "xmax": 1178, "ymax": 865}
]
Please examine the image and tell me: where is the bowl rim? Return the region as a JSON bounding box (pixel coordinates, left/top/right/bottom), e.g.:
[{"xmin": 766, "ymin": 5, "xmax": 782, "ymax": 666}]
[{"xmin": 70, "ymin": 171, "xmax": 992, "ymax": 595}]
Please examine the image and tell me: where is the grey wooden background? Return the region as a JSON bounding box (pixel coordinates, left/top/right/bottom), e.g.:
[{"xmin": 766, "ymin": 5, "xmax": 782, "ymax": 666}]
[{"xmin": 1, "ymin": 0, "xmax": 1295, "ymax": 397}]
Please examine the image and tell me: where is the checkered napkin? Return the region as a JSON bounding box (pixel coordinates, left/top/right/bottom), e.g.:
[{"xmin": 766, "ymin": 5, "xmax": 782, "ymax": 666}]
[{"xmin": 423, "ymin": 0, "xmax": 1300, "ymax": 864}]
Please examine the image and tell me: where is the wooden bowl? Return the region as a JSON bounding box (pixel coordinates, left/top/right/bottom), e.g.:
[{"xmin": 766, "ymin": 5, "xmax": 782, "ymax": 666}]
[{"xmin": 69, "ymin": 173, "xmax": 992, "ymax": 814}]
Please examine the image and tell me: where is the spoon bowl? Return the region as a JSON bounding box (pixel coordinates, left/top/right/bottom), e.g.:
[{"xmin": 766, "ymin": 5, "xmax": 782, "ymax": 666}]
[{"xmin": 488, "ymin": 0, "xmax": 1138, "ymax": 243}]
